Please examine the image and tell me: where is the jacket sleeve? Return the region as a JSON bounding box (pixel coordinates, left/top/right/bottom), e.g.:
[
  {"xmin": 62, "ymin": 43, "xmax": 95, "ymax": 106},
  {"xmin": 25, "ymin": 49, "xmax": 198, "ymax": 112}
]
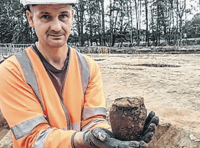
[
  {"xmin": 81, "ymin": 56, "xmax": 111, "ymax": 131},
  {"xmin": 0, "ymin": 57, "xmax": 76, "ymax": 148}
]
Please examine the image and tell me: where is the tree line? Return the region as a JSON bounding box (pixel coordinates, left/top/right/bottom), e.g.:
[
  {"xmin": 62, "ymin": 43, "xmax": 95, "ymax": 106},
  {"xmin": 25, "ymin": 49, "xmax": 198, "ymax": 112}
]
[{"xmin": 0, "ymin": 0, "xmax": 200, "ymax": 47}]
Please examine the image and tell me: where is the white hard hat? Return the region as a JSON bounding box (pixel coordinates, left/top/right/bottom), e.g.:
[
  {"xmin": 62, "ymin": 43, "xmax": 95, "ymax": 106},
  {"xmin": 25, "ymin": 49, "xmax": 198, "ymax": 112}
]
[{"xmin": 20, "ymin": 0, "xmax": 78, "ymax": 6}]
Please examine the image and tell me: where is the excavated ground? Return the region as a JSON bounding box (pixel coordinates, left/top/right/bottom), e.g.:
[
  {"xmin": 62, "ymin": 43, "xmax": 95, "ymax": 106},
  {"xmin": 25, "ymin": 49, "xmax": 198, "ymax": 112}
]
[
  {"xmin": 94, "ymin": 53, "xmax": 200, "ymax": 148},
  {"xmin": 0, "ymin": 53, "xmax": 200, "ymax": 147}
]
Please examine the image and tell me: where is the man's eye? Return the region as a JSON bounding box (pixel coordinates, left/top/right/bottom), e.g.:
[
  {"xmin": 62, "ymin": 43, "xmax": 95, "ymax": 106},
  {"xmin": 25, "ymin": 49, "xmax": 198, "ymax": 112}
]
[
  {"xmin": 41, "ymin": 15, "xmax": 50, "ymax": 19},
  {"xmin": 60, "ymin": 14, "xmax": 68, "ymax": 19}
]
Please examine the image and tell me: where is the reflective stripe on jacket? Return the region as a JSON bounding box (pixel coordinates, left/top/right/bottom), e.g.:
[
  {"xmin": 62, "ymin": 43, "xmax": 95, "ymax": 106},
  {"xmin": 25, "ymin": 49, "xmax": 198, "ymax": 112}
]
[{"xmin": 0, "ymin": 47, "xmax": 110, "ymax": 148}]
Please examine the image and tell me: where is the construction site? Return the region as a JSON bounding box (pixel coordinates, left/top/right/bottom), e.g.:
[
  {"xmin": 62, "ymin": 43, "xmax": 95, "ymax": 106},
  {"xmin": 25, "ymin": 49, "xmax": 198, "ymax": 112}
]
[
  {"xmin": 1, "ymin": 0, "xmax": 200, "ymax": 147},
  {"xmin": 0, "ymin": 45, "xmax": 200, "ymax": 147}
]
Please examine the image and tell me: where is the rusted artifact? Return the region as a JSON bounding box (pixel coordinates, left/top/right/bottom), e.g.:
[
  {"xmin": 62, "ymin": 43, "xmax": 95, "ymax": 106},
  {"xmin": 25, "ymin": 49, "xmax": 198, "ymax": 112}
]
[{"xmin": 109, "ymin": 97, "xmax": 147, "ymax": 141}]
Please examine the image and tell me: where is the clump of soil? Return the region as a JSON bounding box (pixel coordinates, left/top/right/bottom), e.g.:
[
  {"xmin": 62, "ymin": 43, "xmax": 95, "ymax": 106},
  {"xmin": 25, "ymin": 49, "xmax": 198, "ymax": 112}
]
[{"xmin": 109, "ymin": 97, "xmax": 147, "ymax": 141}]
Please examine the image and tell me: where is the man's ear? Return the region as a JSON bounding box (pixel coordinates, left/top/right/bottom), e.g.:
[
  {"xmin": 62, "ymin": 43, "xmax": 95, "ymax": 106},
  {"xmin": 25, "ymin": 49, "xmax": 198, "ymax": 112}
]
[
  {"xmin": 26, "ymin": 10, "xmax": 34, "ymax": 28},
  {"xmin": 72, "ymin": 9, "xmax": 74, "ymax": 20}
]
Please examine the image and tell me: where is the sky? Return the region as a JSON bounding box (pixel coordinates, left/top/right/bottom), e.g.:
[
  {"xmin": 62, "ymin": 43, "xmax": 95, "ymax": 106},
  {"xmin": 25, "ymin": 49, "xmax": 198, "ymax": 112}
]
[{"xmin": 187, "ymin": 0, "xmax": 200, "ymax": 20}]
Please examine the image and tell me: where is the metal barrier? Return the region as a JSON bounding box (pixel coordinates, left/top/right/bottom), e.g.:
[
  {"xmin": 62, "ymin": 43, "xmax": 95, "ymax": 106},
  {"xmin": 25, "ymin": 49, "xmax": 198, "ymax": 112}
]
[
  {"xmin": 0, "ymin": 43, "xmax": 32, "ymax": 54},
  {"xmin": 97, "ymin": 46, "xmax": 110, "ymax": 56},
  {"xmin": 0, "ymin": 43, "xmax": 32, "ymax": 62},
  {"xmin": 77, "ymin": 46, "xmax": 110, "ymax": 55}
]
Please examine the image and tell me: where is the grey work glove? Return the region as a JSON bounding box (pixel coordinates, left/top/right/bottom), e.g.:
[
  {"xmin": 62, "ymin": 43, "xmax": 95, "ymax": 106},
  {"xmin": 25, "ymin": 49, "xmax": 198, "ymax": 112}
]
[
  {"xmin": 140, "ymin": 111, "xmax": 159, "ymax": 143},
  {"xmin": 83, "ymin": 127, "xmax": 145, "ymax": 148},
  {"xmin": 82, "ymin": 111, "xmax": 159, "ymax": 148}
]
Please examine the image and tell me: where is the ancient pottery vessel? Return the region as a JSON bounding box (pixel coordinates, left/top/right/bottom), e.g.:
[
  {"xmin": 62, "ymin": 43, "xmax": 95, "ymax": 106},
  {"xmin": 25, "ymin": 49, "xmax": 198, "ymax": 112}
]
[{"xmin": 109, "ymin": 97, "xmax": 147, "ymax": 141}]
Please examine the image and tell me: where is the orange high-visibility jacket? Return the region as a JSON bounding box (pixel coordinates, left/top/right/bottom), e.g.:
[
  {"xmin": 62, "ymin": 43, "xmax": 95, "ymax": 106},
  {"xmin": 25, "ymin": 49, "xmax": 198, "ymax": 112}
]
[{"xmin": 0, "ymin": 46, "xmax": 110, "ymax": 148}]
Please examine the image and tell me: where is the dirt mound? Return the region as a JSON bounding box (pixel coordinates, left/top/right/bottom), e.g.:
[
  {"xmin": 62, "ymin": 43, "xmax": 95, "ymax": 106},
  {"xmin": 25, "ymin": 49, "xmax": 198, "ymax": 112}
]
[
  {"xmin": 0, "ymin": 131, "xmax": 12, "ymax": 148},
  {"xmin": 0, "ymin": 111, "xmax": 9, "ymax": 139},
  {"xmin": 149, "ymin": 123, "xmax": 200, "ymax": 148},
  {"xmin": 0, "ymin": 111, "xmax": 11, "ymax": 147}
]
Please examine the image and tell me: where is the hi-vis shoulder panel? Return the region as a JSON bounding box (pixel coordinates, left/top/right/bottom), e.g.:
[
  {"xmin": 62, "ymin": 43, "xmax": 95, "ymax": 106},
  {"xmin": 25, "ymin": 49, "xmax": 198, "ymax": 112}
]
[
  {"xmin": 76, "ymin": 51, "xmax": 90, "ymax": 95},
  {"xmin": 15, "ymin": 51, "xmax": 44, "ymax": 109}
]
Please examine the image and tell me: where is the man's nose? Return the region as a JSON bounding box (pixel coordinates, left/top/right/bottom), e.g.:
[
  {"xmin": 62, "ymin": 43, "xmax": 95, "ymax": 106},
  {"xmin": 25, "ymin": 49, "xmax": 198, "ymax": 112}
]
[{"xmin": 51, "ymin": 18, "xmax": 62, "ymax": 32}]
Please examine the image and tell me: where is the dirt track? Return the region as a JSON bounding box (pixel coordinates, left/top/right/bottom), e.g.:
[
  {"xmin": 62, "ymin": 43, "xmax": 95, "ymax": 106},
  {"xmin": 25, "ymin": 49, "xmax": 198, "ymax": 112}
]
[{"xmin": 0, "ymin": 53, "xmax": 200, "ymax": 147}]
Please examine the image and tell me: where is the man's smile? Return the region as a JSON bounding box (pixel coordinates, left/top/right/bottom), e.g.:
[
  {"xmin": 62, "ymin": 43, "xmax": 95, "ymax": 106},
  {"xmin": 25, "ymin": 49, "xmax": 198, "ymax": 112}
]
[{"xmin": 49, "ymin": 34, "xmax": 63, "ymax": 37}]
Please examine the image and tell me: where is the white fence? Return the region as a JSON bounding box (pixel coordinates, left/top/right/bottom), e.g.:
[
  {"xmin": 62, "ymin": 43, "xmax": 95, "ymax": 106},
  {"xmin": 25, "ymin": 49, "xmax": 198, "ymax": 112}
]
[
  {"xmin": 0, "ymin": 43, "xmax": 32, "ymax": 61},
  {"xmin": 0, "ymin": 43, "xmax": 32, "ymax": 54}
]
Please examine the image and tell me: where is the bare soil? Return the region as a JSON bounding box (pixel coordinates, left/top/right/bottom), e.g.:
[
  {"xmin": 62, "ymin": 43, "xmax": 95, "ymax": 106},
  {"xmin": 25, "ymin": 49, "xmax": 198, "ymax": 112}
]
[
  {"xmin": 1, "ymin": 53, "xmax": 200, "ymax": 147},
  {"xmin": 93, "ymin": 53, "xmax": 200, "ymax": 148}
]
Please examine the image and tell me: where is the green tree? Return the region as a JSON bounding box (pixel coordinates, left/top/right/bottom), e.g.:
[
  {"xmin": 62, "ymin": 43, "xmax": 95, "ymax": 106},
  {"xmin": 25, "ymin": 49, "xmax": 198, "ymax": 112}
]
[
  {"xmin": 73, "ymin": 0, "xmax": 86, "ymax": 46},
  {"xmin": 145, "ymin": 0, "xmax": 149, "ymax": 46},
  {"xmin": 176, "ymin": 0, "xmax": 186, "ymax": 46},
  {"xmin": 0, "ymin": 0, "xmax": 37, "ymax": 44}
]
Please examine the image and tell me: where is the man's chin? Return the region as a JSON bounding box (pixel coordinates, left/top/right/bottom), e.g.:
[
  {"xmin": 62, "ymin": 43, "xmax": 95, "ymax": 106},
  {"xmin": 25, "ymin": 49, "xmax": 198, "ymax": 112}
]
[{"xmin": 48, "ymin": 41, "xmax": 66, "ymax": 48}]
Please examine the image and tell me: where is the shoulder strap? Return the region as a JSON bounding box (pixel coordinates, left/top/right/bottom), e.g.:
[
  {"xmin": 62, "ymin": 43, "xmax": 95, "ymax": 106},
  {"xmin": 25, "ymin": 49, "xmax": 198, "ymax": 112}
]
[
  {"xmin": 75, "ymin": 50, "xmax": 90, "ymax": 95},
  {"xmin": 15, "ymin": 51, "xmax": 44, "ymax": 109}
]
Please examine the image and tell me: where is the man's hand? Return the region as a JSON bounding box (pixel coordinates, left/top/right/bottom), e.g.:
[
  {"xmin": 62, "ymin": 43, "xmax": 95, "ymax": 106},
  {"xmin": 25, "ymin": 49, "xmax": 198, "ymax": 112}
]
[
  {"xmin": 83, "ymin": 127, "xmax": 146, "ymax": 148},
  {"xmin": 73, "ymin": 111, "xmax": 159, "ymax": 148},
  {"xmin": 140, "ymin": 111, "xmax": 159, "ymax": 143}
]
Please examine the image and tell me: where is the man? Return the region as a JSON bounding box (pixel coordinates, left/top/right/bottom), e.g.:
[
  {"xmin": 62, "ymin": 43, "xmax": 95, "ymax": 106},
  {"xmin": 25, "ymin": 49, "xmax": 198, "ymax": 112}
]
[{"xmin": 0, "ymin": 0, "xmax": 159, "ymax": 147}]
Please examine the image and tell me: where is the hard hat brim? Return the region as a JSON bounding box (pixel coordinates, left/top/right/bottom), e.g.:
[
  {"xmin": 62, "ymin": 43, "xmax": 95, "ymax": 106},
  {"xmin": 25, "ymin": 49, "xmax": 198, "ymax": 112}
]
[{"xmin": 20, "ymin": 0, "xmax": 78, "ymax": 6}]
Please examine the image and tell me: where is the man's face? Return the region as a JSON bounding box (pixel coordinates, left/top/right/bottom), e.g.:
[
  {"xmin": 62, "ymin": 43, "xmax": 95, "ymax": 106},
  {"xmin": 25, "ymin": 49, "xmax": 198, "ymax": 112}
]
[{"xmin": 26, "ymin": 4, "xmax": 74, "ymax": 48}]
